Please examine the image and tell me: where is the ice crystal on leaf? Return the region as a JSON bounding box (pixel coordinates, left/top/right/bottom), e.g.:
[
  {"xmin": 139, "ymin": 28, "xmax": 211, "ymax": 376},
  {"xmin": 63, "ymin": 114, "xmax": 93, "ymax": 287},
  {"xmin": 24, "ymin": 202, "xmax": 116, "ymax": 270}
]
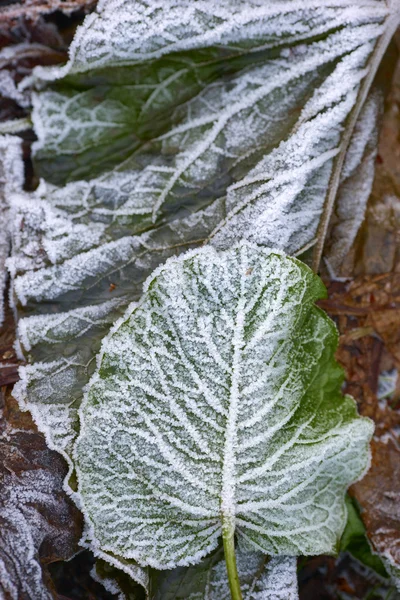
[
  {"xmin": 74, "ymin": 243, "xmax": 373, "ymax": 570},
  {"xmin": 4, "ymin": 0, "xmax": 400, "ymax": 595},
  {"xmin": 9, "ymin": 0, "xmax": 399, "ymax": 467},
  {"xmin": 324, "ymin": 93, "xmax": 381, "ymax": 274},
  {"xmin": 0, "ymin": 136, "xmax": 23, "ymax": 326},
  {"xmin": 0, "ymin": 393, "xmax": 81, "ymax": 600},
  {"xmin": 151, "ymin": 550, "xmax": 298, "ymax": 599}
]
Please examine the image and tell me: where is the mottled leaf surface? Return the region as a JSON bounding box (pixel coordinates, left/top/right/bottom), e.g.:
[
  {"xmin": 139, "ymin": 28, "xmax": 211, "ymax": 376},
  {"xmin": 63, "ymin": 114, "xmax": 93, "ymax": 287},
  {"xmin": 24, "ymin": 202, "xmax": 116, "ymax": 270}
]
[
  {"xmin": 324, "ymin": 93, "xmax": 381, "ymax": 275},
  {"xmin": 10, "ymin": 0, "xmax": 397, "ymax": 469},
  {"xmin": 151, "ymin": 549, "xmax": 298, "ymax": 600},
  {"xmin": 74, "ymin": 243, "xmax": 373, "ymax": 569}
]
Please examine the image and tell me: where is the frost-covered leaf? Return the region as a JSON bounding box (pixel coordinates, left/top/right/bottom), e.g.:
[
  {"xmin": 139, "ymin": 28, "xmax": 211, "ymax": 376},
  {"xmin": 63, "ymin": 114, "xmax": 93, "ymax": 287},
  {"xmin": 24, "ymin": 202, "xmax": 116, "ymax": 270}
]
[
  {"xmin": 0, "ymin": 390, "xmax": 82, "ymax": 600},
  {"xmin": 12, "ymin": 200, "xmax": 222, "ymax": 457},
  {"xmin": 383, "ymin": 558, "xmax": 400, "ymax": 593},
  {"xmin": 151, "ymin": 549, "xmax": 298, "ymax": 600},
  {"xmin": 324, "ymin": 93, "xmax": 381, "ymax": 274},
  {"xmin": 28, "ymin": 0, "xmax": 399, "ymax": 258},
  {"xmin": 74, "ymin": 242, "xmax": 373, "ymax": 570},
  {"xmin": 9, "ymin": 0, "xmax": 400, "ymax": 466},
  {"xmin": 351, "ymin": 437, "xmax": 400, "ymax": 588},
  {"xmin": 378, "ymin": 369, "xmax": 398, "ymax": 401},
  {"xmin": 5, "ymin": 2, "xmax": 397, "ymax": 590},
  {"xmin": 0, "ymin": 136, "xmax": 23, "ymax": 326}
]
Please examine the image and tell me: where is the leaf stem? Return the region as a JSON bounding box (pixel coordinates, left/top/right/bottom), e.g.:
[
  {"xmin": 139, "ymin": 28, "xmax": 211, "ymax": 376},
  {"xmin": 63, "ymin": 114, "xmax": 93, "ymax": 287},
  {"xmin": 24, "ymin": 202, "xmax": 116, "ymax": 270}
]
[{"xmin": 222, "ymin": 518, "xmax": 243, "ymax": 600}]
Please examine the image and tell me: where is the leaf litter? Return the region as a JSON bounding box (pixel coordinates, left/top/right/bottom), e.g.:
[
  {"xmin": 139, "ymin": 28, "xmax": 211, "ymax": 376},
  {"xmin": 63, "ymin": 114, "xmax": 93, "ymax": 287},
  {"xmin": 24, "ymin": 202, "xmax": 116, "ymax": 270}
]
[
  {"xmin": 0, "ymin": 387, "xmax": 82, "ymax": 599},
  {"xmin": 316, "ymin": 37, "xmax": 400, "ymax": 597}
]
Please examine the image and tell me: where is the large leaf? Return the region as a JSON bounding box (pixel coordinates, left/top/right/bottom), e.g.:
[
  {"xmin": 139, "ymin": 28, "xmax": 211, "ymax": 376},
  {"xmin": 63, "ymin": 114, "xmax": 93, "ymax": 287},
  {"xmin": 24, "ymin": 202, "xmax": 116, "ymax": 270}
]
[
  {"xmin": 9, "ymin": 0, "xmax": 399, "ymax": 466},
  {"xmin": 150, "ymin": 550, "xmax": 298, "ymax": 600},
  {"xmin": 4, "ymin": 2, "xmax": 397, "ymax": 594},
  {"xmin": 74, "ymin": 242, "xmax": 373, "ymax": 570},
  {"xmin": 27, "ymin": 0, "xmax": 398, "ymax": 256}
]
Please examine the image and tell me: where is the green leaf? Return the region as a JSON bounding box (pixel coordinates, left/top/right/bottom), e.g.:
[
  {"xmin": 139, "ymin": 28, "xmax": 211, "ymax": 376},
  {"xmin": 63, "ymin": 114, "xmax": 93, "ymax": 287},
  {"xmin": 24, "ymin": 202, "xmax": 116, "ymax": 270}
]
[
  {"xmin": 340, "ymin": 495, "xmax": 389, "ymax": 579},
  {"xmin": 383, "ymin": 559, "xmax": 400, "ymax": 593},
  {"xmin": 4, "ymin": 2, "xmax": 397, "ymax": 592},
  {"xmin": 31, "ymin": 0, "xmax": 389, "ymax": 192},
  {"xmin": 74, "ymin": 242, "xmax": 373, "ymax": 570},
  {"xmin": 150, "ymin": 548, "xmax": 298, "ymax": 600},
  {"xmin": 27, "ymin": 0, "xmax": 398, "ymax": 261},
  {"xmin": 10, "ymin": 0, "xmax": 399, "ymax": 468}
]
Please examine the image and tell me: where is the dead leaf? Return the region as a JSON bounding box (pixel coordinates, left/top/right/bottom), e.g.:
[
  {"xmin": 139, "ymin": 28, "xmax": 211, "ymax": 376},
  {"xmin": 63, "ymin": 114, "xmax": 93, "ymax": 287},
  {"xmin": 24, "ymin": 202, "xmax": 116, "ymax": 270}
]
[
  {"xmin": 322, "ymin": 247, "xmax": 400, "ymax": 580},
  {"xmin": 0, "ymin": 1, "xmax": 96, "ymax": 19},
  {"xmin": 0, "ymin": 293, "xmax": 81, "ymax": 599},
  {"xmin": 319, "ymin": 273, "xmax": 400, "ymax": 425},
  {"xmin": 0, "ymin": 388, "xmax": 83, "ymax": 600},
  {"xmin": 299, "ymin": 554, "xmax": 396, "ymax": 600},
  {"xmin": 0, "ymin": 2, "xmax": 97, "ymax": 128},
  {"xmin": 0, "ymin": 307, "xmax": 24, "ymax": 387},
  {"xmin": 349, "ymin": 438, "xmax": 400, "ymax": 570}
]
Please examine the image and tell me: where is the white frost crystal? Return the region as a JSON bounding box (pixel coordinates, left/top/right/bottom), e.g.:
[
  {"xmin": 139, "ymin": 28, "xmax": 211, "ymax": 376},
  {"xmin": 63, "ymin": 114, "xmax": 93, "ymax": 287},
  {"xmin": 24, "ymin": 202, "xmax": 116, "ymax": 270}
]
[
  {"xmin": 74, "ymin": 242, "xmax": 373, "ymax": 569},
  {"xmin": 10, "ymin": 3, "xmax": 395, "ymax": 461},
  {"xmin": 324, "ymin": 93, "xmax": 381, "ymax": 272},
  {"xmin": 4, "ymin": 0, "xmax": 397, "ymax": 595},
  {"xmin": 205, "ymin": 553, "xmax": 299, "ymax": 600},
  {"xmin": 0, "ymin": 136, "xmax": 23, "ymax": 325},
  {"xmin": 158, "ymin": 551, "xmax": 299, "ymax": 599}
]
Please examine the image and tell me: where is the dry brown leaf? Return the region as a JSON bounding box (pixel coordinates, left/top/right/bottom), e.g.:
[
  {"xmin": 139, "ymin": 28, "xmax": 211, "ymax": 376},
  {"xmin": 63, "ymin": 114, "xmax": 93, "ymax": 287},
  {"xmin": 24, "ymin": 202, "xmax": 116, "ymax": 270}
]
[
  {"xmin": 0, "ymin": 307, "xmax": 24, "ymax": 387},
  {"xmin": 0, "ymin": 388, "xmax": 83, "ymax": 600},
  {"xmin": 0, "ymin": 292, "xmax": 81, "ymax": 599},
  {"xmin": 298, "ymin": 554, "xmax": 395, "ymax": 600},
  {"xmin": 350, "ymin": 438, "xmax": 400, "ymax": 569},
  {"xmin": 320, "ymin": 273, "xmax": 400, "ymax": 578},
  {"xmin": 319, "ymin": 273, "xmax": 400, "ymax": 421},
  {"xmin": 0, "ymin": 1, "xmax": 97, "ymax": 24}
]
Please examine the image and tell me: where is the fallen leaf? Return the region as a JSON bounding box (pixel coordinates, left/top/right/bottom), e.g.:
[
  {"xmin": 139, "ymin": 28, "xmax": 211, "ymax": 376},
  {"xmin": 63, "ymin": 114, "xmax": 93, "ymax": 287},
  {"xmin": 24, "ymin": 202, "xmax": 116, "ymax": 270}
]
[
  {"xmin": 0, "ymin": 287, "xmax": 82, "ymax": 599},
  {"xmin": 319, "ymin": 273, "xmax": 400, "ymax": 427},
  {"xmin": 0, "ymin": 1, "xmax": 96, "ymax": 45},
  {"xmin": 338, "ymin": 34, "xmax": 400, "ymax": 277},
  {"xmin": 298, "ymin": 554, "xmax": 397, "ymax": 600},
  {"xmin": 313, "ymin": 274, "xmax": 400, "ymax": 590},
  {"xmin": 350, "ymin": 438, "xmax": 400, "ymax": 572},
  {"xmin": 0, "ymin": 308, "xmax": 23, "ymax": 386},
  {"xmin": 0, "ymin": 388, "xmax": 83, "ymax": 600}
]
